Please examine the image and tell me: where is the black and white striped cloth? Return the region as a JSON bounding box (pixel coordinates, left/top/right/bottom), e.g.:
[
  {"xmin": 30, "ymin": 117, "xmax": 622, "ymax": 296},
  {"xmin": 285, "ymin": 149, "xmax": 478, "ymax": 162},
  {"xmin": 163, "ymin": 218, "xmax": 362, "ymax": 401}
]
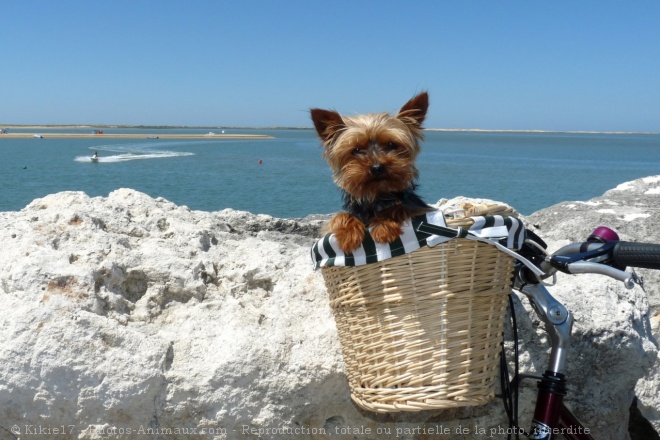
[{"xmin": 311, "ymin": 210, "xmax": 541, "ymax": 276}]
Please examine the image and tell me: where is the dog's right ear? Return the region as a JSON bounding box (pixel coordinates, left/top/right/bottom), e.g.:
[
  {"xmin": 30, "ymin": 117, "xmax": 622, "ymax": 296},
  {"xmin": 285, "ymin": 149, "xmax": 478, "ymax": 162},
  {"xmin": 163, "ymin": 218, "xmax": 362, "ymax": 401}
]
[{"xmin": 310, "ymin": 109, "xmax": 344, "ymax": 143}]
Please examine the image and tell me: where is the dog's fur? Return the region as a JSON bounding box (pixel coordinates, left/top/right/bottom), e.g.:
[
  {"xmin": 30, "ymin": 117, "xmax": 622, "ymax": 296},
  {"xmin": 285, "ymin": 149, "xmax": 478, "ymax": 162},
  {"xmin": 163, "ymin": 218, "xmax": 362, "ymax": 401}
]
[{"xmin": 311, "ymin": 92, "xmax": 433, "ymax": 253}]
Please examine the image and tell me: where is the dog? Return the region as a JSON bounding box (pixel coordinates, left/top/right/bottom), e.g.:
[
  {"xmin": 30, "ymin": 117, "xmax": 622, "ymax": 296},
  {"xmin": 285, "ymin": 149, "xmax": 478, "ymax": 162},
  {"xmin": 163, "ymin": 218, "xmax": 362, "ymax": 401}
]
[{"xmin": 311, "ymin": 91, "xmax": 434, "ymax": 254}]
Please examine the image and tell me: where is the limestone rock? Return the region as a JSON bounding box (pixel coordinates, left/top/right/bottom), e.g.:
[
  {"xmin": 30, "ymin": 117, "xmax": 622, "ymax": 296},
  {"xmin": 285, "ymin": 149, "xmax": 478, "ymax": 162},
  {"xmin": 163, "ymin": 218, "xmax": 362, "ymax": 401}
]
[
  {"xmin": 524, "ymin": 175, "xmax": 660, "ymax": 436},
  {"xmin": 0, "ymin": 177, "xmax": 658, "ymax": 439}
]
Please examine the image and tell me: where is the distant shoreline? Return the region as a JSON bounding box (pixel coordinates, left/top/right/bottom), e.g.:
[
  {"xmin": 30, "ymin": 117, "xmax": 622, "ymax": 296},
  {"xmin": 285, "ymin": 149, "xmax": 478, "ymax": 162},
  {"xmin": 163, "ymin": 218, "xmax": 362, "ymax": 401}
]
[
  {"xmin": 0, "ymin": 131, "xmax": 273, "ymax": 140},
  {"xmin": 0, "ymin": 124, "xmax": 658, "ymax": 136},
  {"xmin": 425, "ymin": 128, "xmax": 660, "ymax": 135},
  {"xmin": 0, "ymin": 124, "xmax": 300, "ymax": 131}
]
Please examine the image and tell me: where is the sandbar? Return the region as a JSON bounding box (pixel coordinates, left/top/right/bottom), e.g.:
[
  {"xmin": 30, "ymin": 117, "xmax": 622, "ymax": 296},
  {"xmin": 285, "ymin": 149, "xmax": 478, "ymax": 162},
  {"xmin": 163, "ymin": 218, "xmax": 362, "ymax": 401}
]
[{"xmin": 0, "ymin": 133, "xmax": 273, "ymax": 140}]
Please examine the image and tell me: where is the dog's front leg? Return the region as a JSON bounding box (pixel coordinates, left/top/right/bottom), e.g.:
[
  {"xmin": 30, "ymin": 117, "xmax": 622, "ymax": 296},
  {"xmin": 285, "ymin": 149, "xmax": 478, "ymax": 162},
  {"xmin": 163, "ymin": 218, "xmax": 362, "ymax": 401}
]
[
  {"xmin": 370, "ymin": 204, "xmax": 418, "ymax": 244},
  {"xmin": 369, "ymin": 218, "xmax": 404, "ymax": 244},
  {"xmin": 327, "ymin": 212, "xmax": 366, "ymax": 254}
]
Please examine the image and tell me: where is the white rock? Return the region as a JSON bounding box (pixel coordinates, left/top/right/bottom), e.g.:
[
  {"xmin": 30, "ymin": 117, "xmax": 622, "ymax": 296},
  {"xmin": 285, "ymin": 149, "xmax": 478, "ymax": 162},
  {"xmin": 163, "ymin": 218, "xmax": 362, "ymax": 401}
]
[
  {"xmin": 0, "ymin": 177, "xmax": 658, "ymax": 439},
  {"xmin": 525, "ymin": 175, "xmax": 660, "ymax": 436}
]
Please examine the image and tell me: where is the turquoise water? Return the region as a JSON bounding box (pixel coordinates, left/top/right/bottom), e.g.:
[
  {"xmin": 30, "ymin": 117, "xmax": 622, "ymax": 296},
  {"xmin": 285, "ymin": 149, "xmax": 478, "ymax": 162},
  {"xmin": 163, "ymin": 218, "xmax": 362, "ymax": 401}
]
[{"xmin": 1, "ymin": 129, "xmax": 659, "ymax": 217}]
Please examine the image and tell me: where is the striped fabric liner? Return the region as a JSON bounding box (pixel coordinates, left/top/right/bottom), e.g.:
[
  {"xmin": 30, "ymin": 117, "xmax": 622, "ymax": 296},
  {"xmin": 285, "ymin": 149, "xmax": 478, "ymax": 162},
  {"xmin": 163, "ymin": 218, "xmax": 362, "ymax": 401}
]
[{"xmin": 311, "ymin": 210, "xmax": 543, "ymax": 276}]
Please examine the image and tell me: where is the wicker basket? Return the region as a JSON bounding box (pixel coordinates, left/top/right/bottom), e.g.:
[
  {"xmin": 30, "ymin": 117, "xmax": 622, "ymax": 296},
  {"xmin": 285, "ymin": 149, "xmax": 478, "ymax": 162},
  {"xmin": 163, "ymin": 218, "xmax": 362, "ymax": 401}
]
[{"xmin": 322, "ymin": 214, "xmax": 515, "ymax": 413}]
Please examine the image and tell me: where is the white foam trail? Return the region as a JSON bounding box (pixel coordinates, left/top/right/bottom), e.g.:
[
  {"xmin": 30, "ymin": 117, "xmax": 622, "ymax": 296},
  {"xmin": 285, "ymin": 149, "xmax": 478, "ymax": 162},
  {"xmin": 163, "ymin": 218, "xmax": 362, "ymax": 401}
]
[{"xmin": 74, "ymin": 140, "xmax": 197, "ymax": 163}]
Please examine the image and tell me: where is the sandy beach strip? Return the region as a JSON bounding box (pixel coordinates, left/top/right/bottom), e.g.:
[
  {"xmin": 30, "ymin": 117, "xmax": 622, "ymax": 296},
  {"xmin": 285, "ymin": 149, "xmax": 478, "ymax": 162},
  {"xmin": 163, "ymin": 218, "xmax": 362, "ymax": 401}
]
[{"xmin": 0, "ymin": 133, "xmax": 273, "ymax": 139}]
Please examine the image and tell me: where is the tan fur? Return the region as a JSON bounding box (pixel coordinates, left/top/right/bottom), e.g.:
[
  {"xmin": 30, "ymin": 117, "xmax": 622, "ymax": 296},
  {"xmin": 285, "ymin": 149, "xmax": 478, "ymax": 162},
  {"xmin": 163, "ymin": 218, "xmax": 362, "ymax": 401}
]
[{"xmin": 311, "ymin": 92, "xmax": 431, "ymax": 253}]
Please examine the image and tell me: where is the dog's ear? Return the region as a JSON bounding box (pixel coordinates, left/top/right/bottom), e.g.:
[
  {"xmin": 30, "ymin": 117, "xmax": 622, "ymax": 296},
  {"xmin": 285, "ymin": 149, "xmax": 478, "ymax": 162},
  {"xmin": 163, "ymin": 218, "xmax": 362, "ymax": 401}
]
[
  {"xmin": 397, "ymin": 92, "xmax": 429, "ymax": 128},
  {"xmin": 310, "ymin": 108, "xmax": 344, "ymax": 143}
]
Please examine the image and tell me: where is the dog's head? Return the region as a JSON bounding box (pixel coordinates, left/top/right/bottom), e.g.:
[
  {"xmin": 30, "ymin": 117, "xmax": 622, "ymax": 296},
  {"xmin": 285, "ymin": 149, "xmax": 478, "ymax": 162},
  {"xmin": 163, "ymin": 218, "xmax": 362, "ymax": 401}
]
[{"xmin": 311, "ymin": 92, "xmax": 428, "ymax": 202}]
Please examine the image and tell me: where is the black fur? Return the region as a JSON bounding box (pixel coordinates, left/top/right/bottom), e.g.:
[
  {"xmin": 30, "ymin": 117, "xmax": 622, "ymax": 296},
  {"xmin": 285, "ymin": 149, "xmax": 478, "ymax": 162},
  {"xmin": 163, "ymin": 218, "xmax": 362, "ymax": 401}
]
[{"xmin": 342, "ymin": 184, "xmax": 432, "ymax": 225}]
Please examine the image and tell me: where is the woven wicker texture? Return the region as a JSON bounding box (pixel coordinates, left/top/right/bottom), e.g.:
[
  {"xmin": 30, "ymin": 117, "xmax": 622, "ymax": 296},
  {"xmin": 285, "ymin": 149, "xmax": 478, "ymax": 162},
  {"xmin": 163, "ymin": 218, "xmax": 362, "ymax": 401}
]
[{"xmin": 322, "ymin": 237, "xmax": 515, "ymax": 412}]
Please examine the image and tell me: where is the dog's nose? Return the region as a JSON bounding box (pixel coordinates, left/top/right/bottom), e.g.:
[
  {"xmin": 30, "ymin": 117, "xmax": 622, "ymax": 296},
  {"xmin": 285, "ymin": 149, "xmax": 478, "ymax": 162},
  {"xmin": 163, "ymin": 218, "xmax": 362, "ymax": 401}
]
[{"xmin": 370, "ymin": 164, "xmax": 385, "ymax": 177}]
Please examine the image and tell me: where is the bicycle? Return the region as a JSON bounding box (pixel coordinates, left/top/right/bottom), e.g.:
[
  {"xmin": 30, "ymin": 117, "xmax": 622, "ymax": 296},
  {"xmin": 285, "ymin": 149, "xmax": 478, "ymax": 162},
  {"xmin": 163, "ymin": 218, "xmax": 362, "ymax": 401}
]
[{"xmin": 500, "ymin": 226, "xmax": 660, "ymax": 439}]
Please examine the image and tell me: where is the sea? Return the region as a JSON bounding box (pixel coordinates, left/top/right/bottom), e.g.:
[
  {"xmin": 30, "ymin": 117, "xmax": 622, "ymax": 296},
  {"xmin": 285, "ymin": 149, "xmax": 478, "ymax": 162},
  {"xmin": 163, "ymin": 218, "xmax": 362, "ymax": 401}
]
[{"xmin": 1, "ymin": 128, "xmax": 659, "ymax": 218}]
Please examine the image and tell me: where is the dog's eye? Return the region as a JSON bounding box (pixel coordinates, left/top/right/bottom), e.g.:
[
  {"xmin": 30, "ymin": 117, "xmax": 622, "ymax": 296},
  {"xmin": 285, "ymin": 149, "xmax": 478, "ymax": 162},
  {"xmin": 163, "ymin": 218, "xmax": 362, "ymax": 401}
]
[
  {"xmin": 352, "ymin": 148, "xmax": 366, "ymax": 156},
  {"xmin": 385, "ymin": 142, "xmax": 399, "ymax": 150}
]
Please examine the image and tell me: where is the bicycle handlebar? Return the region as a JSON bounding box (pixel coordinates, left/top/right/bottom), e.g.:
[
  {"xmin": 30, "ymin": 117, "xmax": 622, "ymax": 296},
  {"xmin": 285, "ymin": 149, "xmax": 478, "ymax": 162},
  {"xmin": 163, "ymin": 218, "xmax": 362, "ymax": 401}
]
[
  {"xmin": 612, "ymin": 242, "xmax": 660, "ymax": 270},
  {"xmin": 548, "ymin": 240, "xmax": 660, "ymax": 271},
  {"xmin": 518, "ymin": 229, "xmax": 660, "ymax": 287}
]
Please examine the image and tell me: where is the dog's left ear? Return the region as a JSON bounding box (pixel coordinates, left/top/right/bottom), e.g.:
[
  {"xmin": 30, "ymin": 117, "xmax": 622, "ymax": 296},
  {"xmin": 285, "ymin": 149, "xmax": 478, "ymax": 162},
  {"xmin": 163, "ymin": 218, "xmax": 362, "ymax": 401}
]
[
  {"xmin": 310, "ymin": 108, "xmax": 345, "ymax": 144},
  {"xmin": 397, "ymin": 92, "xmax": 429, "ymax": 128}
]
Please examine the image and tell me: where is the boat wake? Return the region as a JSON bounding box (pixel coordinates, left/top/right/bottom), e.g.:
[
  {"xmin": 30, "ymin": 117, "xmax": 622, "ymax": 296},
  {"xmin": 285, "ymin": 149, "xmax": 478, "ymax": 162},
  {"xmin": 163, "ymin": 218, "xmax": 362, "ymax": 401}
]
[{"xmin": 74, "ymin": 141, "xmax": 197, "ymax": 163}]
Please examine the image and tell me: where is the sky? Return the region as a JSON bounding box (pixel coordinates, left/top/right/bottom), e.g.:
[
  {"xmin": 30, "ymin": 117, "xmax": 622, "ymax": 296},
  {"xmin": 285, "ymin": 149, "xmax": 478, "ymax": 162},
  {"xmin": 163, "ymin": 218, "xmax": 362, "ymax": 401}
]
[{"xmin": 2, "ymin": 1, "xmax": 659, "ymax": 132}]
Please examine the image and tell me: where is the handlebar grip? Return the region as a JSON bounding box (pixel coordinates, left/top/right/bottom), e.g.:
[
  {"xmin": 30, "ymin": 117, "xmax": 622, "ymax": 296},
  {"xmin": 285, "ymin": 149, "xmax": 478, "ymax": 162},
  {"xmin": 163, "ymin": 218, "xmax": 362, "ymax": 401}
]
[{"xmin": 612, "ymin": 242, "xmax": 660, "ymax": 270}]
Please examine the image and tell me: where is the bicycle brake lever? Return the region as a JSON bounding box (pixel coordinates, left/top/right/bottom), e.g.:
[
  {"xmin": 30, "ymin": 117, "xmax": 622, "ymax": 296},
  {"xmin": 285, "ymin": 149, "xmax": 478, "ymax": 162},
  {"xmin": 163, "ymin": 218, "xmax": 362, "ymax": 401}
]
[
  {"xmin": 564, "ymin": 261, "xmax": 635, "ymax": 289},
  {"xmin": 549, "ymin": 241, "xmax": 617, "ymax": 272}
]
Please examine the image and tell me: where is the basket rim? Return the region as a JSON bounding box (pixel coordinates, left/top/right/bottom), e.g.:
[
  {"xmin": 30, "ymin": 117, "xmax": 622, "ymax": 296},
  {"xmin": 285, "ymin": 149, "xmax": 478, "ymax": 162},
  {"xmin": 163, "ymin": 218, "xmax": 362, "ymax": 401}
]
[{"xmin": 313, "ymin": 211, "xmax": 525, "ymax": 270}]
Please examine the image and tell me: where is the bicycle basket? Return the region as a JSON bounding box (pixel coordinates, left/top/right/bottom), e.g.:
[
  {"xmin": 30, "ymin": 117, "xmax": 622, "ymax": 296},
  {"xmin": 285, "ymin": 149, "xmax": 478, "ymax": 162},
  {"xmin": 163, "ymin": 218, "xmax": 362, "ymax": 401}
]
[{"xmin": 319, "ymin": 208, "xmax": 516, "ymax": 413}]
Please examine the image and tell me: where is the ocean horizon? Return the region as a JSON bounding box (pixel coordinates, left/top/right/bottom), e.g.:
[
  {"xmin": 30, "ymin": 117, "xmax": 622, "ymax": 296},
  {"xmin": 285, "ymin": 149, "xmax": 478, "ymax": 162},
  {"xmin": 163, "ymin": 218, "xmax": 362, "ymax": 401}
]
[
  {"xmin": 2, "ymin": 128, "xmax": 659, "ymax": 218},
  {"xmin": 3, "ymin": 124, "xmax": 660, "ymax": 135}
]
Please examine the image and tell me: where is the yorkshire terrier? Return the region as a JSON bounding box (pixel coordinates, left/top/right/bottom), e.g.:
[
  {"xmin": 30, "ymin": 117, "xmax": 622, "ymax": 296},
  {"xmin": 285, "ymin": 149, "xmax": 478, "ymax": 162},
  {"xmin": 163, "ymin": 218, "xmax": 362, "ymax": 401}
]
[{"xmin": 311, "ymin": 92, "xmax": 433, "ymax": 254}]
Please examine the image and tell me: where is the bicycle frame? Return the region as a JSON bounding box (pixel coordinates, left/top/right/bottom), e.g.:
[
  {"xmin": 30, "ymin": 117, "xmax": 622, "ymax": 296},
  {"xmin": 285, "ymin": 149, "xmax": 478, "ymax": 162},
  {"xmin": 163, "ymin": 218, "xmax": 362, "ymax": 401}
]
[{"xmin": 516, "ymin": 283, "xmax": 595, "ymax": 440}]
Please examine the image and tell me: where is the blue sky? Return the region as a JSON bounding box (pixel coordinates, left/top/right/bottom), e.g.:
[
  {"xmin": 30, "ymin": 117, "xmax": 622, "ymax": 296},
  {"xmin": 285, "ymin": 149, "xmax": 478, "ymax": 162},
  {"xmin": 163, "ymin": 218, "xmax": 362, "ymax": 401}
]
[{"xmin": 2, "ymin": 1, "xmax": 659, "ymax": 131}]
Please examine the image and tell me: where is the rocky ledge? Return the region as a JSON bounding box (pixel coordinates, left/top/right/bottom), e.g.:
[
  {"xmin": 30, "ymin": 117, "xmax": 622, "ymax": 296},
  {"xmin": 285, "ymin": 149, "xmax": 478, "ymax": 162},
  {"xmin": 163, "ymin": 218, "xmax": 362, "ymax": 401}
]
[{"xmin": 0, "ymin": 177, "xmax": 659, "ymax": 440}]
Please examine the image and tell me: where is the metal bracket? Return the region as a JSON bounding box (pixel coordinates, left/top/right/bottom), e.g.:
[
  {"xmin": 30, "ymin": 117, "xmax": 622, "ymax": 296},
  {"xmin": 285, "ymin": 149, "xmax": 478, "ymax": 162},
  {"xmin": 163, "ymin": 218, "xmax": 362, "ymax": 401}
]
[{"xmin": 517, "ymin": 283, "xmax": 574, "ymax": 374}]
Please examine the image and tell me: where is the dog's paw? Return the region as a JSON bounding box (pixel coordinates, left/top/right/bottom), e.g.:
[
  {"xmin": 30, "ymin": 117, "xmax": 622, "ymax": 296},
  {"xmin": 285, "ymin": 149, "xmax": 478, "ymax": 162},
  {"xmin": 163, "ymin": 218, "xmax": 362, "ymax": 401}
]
[
  {"xmin": 370, "ymin": 219, "xmax": 403, "ymax": 244},
  {"xmin": 328, "ymin": 213, "xmax": 365, "ymax": 253}
]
